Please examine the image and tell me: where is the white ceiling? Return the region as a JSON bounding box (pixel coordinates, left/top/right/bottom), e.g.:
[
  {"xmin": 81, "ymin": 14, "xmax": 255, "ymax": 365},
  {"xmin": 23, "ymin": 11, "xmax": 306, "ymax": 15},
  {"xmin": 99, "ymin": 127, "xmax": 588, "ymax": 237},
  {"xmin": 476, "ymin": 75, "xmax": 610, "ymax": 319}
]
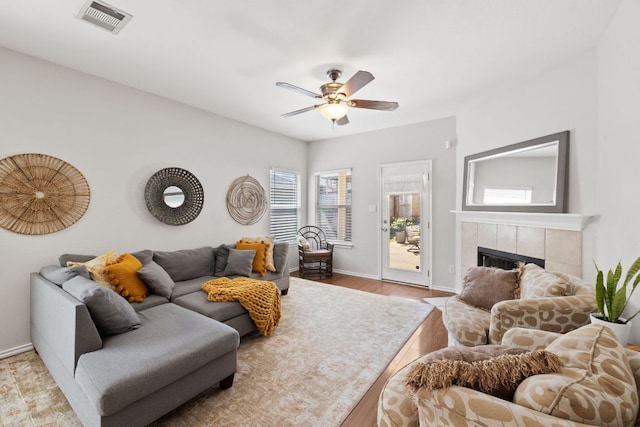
[{"xmin": 0, "ymin": 0, "xmax": 620, "ymax": 142}]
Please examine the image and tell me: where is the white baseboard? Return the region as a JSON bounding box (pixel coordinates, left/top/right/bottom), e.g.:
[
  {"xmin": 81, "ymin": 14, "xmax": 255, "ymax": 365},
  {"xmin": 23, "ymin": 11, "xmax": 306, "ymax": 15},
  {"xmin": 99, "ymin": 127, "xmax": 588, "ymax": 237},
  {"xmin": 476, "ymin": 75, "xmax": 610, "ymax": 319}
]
[{"xmin": 0, "ymin": 343, "xmax": 33, "ymax": 360}]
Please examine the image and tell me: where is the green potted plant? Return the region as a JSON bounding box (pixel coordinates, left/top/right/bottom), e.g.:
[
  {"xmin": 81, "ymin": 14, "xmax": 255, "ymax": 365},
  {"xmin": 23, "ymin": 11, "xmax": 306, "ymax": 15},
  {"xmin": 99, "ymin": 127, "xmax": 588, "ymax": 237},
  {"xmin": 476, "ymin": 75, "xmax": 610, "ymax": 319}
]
[{"xmin": 591, "ymin": 256, "xmax": 640, "ymax": 343}]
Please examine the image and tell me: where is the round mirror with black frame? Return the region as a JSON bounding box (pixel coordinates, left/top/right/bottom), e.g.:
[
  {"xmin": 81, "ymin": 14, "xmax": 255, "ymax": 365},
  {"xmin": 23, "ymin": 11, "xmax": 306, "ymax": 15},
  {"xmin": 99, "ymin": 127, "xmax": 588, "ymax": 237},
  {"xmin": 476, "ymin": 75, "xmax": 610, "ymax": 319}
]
[{"xmin": 144, "ymin": 167, "xmax": 204, "ymax": 225}]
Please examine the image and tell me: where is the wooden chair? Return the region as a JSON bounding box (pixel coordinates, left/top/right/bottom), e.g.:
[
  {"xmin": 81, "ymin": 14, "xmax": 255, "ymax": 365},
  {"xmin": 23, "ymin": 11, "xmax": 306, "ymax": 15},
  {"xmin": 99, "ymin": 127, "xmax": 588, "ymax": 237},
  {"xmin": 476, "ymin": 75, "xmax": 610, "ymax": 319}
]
[{"xmin": 297, "ymin": 226, "xmax": 333, "ymax": 278}]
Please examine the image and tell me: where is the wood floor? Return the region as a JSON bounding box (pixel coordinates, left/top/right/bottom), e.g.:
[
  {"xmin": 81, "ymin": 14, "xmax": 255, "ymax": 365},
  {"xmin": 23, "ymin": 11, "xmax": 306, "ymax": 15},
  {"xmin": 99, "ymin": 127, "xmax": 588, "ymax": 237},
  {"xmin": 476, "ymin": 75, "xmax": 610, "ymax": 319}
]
[{"xmin": 291, "ymin": 272, "xmax": 453, "ymax": 427}]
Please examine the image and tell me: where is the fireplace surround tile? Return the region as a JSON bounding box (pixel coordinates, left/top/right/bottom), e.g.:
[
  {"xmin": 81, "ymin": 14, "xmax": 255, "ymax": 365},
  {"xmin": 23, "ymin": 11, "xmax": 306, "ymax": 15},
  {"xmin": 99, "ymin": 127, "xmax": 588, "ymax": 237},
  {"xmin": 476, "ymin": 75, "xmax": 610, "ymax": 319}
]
[
  {"xmin": 545, "ymin": 229, "xmax": 582, "ymax": 267},
  {"xmin": 516, "ymin": 227, "xmax": 545, "ymax": 259},
  {"xmin": 477, "ymin": 223, "xmax": 497, "ymax": 249},
  {"xmin": 497, "ymin": 225, "xmax": 517, "ymax": 254}
]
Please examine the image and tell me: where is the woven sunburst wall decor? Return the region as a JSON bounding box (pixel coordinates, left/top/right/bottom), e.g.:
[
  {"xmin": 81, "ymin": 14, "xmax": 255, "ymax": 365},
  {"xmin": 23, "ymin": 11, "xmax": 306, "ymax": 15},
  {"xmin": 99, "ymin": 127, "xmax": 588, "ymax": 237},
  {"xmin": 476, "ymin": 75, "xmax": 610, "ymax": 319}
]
[
  {"xmin": 226, "ymin": 174, "xmax": 267, "ymax": 225},
  {"xmin": 0, "ymin": 153, "xmax": 91, "ymax": 235}
]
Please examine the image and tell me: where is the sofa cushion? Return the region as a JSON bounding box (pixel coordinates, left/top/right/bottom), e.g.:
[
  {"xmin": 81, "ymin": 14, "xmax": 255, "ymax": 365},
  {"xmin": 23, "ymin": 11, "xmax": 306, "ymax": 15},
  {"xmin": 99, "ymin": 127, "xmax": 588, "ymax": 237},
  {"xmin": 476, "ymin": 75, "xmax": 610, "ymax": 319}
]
[
  {"xmin": 137, "ymin": 260, "xmax": 175, "ymax": 298},
  {"xmin": 214, "ymin": 245, "xmax": 232, "ymax": 276},
  {"xmin": 405, "ymin": 345, "xmax": 562, "ymax": 400},
  {"xmin": 74, "ymin": 303, "xmax": 239, "ymax": 416},
  {"xmin": 66, "ymin": 251, "xmax": 119, "ymax": 290},
  {"xmin": 459, "ymin": 266, "xmax": 519, "ymax": 310},
  {"xmin": 62, "ymin": 276, "xmax": 141, "ymax": 336},
  {"xmin": 153, "ymin": 247, "xmax": 215, "ymax": 282},
  {"xmin": 103, "ymin": 253, "xmax": 149, "ymax": 303},
  {"xmin": 130, "ymin": 249, "xmax": 153, "ymax": 265},
  {"xmin": 514, "ymin": 324, "xmax": 639, "ymax": 426},
  {"xmin": 519, "ymin": 263, "xmax": 568, "ymax": 299},
  {"xmin": 170, "ymin": 276, "xmax": 216, "ymax": 300},
  {"xmin": 129, "ymin": 294, "xmax": 169, "ymax": 312},
  {"xmin": 235, "ymin": 240, "xmax": 268, "ymax": 277},
  {"xmin": 39, "ymin": 264, "xmax": 90, "ymax": 286},
  {"xmin": 173, "ymin": 291, "xmax": 248, "ymax": 322},
  {"xmin": 223, "ymin": 249, "xmax": 255, "ymax": 277}
]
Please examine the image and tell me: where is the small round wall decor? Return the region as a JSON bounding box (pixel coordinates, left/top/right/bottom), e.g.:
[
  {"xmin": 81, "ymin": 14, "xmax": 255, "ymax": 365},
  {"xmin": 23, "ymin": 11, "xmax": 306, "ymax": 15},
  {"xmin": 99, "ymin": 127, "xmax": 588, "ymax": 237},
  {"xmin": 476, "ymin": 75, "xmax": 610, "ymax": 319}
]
[
  {"xmin": 0, "ymin": 153, "xmax": 91, "ymax": 235},
  {"xmin": 226, "ymin": 174, "xmax": 267, "ymax": 225},
  {"xmin": 144, "ymin": 167, "xmax": 204, "ymax": 226}
]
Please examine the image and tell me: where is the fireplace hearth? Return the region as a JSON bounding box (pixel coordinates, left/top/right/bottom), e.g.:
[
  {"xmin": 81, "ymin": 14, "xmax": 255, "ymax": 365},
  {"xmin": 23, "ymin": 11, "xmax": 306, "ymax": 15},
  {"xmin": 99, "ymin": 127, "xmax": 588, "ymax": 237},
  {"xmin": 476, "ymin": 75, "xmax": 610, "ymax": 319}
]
[{"xmin": 477, "ymin": 247, "xmax": 545, "ymax": 270}]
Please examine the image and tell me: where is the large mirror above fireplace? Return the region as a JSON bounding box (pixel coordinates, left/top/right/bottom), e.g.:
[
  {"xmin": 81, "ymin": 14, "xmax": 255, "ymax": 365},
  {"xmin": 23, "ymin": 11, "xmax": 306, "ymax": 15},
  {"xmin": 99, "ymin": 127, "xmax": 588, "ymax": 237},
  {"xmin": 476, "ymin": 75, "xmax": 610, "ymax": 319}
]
[{"xmin": 462, "ymin": 130, "xmax": 569, "ymax": 213}]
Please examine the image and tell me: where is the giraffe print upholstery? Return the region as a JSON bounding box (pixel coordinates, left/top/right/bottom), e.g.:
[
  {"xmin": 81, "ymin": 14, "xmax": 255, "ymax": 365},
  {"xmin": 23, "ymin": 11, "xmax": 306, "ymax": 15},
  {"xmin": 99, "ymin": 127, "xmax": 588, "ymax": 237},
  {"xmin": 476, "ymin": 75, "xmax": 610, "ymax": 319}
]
[
  {"xmin": 378, "ymin": 326, "xmax": 640, "ymax": 427},
  {"xmin": 443, "ymin": 268, "xmax": 596, "ymax": 347}
]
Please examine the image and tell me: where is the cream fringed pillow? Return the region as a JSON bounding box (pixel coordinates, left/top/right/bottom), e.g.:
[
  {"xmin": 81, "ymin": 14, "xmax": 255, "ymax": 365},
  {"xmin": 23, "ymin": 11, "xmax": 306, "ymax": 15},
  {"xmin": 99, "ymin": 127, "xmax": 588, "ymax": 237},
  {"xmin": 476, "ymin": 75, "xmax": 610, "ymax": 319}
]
[
  {"xmin": 67, "ymin": 250, "xmax": 118, "ymax": 290},
  {"xmin": 239, "ymin": 236, "xmax": 276, "ymax": 272},
  {"xmin": 103, "ymin": 253, "xmax": 149, "ymax": 303},
  {"xmin": 405, "ymin": 345, "xmax": 562, "ymax": 401}
]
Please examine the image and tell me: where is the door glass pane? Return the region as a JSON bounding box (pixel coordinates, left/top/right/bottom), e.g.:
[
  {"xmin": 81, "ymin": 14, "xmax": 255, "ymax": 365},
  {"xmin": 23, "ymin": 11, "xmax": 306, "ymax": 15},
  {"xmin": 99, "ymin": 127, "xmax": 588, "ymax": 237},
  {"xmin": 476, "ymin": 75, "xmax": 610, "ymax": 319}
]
[{"xmin": 388, "ymin": 193, "xmax": 421, "ymax": 271}]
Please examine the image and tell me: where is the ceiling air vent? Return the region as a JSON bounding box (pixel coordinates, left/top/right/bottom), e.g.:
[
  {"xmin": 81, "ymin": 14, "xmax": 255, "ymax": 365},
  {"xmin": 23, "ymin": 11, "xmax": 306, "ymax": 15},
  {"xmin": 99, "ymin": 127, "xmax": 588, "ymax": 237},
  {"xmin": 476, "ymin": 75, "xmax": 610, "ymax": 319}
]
[{"xmin": 76, "ymin": 0, "xmax": 132, "ymax": 34}]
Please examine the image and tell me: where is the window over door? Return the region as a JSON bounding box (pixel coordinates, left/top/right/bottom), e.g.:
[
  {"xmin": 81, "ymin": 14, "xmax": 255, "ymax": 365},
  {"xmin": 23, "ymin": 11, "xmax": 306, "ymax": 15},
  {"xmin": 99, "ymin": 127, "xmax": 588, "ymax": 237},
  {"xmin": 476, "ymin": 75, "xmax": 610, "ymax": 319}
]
[
  {"xmin": 269, "ymin": 168, "xmax": 300, "ymax": 243},
  {"xmin": 315, "ymin": 169, "xmax": 352, "ymax": 244}
]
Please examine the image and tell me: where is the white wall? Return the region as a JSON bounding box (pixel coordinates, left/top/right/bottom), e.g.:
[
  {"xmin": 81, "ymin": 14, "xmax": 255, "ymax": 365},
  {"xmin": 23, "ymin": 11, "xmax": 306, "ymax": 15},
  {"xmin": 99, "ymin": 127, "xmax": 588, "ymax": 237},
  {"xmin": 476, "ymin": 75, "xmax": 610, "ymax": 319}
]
[
  {"xmin": 454, "ymin": 50, "xmax": 599, "ymax": 286},
  {"xmin": 0, "ymin": 47, "xmax": 306, "ymax": 356},
  {"xmin": 597, "ymin": 0, "xmax": 640, "ymax": 343},
  {"xmin": 307, "ymin": 118, "xmax": 458, "ymax": 290}
]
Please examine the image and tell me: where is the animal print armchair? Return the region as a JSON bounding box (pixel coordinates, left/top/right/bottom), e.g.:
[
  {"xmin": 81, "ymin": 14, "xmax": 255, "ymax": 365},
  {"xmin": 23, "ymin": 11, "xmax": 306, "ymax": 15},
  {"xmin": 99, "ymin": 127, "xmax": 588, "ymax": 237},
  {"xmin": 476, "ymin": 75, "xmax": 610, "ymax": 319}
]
[
  {"xmin": 378, "ymin": 325, "xmax": 640, "ymax": 427},
  {"xmin": 443, "ymin": 263, "xmax": 596, "ymax": 347}
]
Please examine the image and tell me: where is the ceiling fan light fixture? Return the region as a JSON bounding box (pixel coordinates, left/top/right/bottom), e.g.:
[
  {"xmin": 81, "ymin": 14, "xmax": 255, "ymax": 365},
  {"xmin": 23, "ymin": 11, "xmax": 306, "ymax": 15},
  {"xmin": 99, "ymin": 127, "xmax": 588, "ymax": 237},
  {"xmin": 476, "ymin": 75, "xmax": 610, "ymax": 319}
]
[{"xmin": 318, "ymin": 103, "xmax": 348, "ymax": 120}]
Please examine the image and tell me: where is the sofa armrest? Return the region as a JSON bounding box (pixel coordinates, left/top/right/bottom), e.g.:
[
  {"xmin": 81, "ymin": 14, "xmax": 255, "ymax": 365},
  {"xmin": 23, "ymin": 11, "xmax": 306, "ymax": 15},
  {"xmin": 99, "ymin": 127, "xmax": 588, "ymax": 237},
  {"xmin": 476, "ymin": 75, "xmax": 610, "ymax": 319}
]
[
  {"xmin": 501, "ymin": 327, "xmax": 562, "ymax": 350},
  {"xmin": 488, "ymin": 294, "xmax": 596, "ymax": 344},
  {"xmin": 30, "ymin": 273, "xmax": 102, "ymax": 376},
  {"xmin": 413, "ymin": 385, "xmax": 592, "ymax": 427}
]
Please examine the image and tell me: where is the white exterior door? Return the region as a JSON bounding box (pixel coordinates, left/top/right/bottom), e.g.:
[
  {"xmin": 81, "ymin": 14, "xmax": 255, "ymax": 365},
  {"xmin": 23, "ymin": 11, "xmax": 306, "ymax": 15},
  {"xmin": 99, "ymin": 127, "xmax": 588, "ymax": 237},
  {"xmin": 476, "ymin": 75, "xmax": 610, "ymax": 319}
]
[{"xmin": 380, "ymin": 161, "xmax": 431, "ymax": 287}]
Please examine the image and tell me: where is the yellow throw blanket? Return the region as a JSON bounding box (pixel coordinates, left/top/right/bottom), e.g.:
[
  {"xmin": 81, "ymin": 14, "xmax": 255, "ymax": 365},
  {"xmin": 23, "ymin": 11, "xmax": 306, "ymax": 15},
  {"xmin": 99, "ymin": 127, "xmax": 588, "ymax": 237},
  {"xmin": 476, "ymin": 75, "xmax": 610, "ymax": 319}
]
[{"xmin": 201, "ymin": 277, "xmax": 281, "ymax": 336}]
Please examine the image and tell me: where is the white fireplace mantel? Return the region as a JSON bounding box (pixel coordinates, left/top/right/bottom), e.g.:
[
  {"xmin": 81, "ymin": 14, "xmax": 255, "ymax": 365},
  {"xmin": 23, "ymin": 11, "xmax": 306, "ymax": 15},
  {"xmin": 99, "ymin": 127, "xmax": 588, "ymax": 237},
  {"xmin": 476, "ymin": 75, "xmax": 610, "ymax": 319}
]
[{"xmin": 451, "ymin": 210, "xmax": 594, "ymax": 231}]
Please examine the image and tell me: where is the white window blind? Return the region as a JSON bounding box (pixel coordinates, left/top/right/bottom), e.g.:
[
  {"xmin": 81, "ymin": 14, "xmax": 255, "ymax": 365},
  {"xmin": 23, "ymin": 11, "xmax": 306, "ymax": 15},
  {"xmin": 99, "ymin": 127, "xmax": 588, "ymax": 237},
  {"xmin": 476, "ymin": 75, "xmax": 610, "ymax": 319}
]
[
  {"xmin": 270, "ymin": 168, "xmax": 300, "ymax": 243},
  {"xmin": 315, "ymin": 169, "xmax": 352, "ymax": 243}
]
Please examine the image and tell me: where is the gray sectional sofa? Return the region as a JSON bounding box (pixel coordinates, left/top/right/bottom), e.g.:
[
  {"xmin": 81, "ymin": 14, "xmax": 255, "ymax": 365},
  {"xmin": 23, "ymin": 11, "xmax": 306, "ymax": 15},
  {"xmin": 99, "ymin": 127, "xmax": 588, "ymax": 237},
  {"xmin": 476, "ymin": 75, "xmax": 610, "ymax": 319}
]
[{"xmin": 30, "ymin": 242, "xmax": 289, "ymax": 427}]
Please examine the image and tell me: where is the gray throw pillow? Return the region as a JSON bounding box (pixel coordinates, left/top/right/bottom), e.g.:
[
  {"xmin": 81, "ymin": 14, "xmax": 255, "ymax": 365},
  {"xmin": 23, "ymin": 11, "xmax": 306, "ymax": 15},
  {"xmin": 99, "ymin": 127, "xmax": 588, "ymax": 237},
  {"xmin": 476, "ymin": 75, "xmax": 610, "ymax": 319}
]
[
  {"xmin": 137, "ymin": 261, "xmax": 175, "ymax": 298},
  {"xmin": 214, "ymin": 245, "xmax": 233, "ymax": 276},
  {"xmin": 130, "ymin": 249, "xmax": 154, "ymax": 265},
  {"xmin": 58, "ymin": 253, "xmax": 96, "ymax": 267},
  {"xmin": 63, "ymin": 276, "xmax": 141, "ymax": 336},
  {"xmin": 223, "ymin": 249, "xmax": 256, "ymax": 277},
  {"xmin": 153, "ymin": 247, "xmax": 216, "ymax": 282},
  {"xmin": 40, "ymin": 265, "xmax": 91, "ymax": 286}
]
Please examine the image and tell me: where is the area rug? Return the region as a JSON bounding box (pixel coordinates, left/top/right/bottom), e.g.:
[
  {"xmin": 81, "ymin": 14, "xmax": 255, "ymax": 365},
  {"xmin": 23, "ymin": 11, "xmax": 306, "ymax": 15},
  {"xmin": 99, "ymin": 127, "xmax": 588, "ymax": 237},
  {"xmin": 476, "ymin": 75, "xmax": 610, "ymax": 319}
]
[{"xmin": 0, "ymin": 277, "xmax": 433, "ymax": 427}]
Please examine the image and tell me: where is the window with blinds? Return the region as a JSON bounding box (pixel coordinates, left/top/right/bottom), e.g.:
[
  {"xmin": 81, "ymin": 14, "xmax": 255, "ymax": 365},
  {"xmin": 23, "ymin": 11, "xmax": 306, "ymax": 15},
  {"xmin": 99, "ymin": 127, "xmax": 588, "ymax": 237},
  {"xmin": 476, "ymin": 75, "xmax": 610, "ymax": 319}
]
[
  {"xmin": 269, "ymin": 168, "xmax": 300, "ymax": 243},
  {"xmin": 315, "ymin": 169, "xmax": 352, "ymax": 243}
]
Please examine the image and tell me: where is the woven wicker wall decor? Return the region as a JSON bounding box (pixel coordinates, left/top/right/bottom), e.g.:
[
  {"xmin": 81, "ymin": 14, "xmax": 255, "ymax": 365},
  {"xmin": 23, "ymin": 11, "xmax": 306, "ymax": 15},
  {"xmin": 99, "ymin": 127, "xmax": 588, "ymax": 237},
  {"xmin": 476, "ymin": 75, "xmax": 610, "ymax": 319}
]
[
  {"xmin": 0, "ymin": 153, "xmax": 91, "ymax": 235},
  {"xmin": 226, "ymin": 174, "xmax": 267, "ymax": 225},
  {"xmin": 144, "ymin": 167, "xmax": 204, "ymax": 226}
]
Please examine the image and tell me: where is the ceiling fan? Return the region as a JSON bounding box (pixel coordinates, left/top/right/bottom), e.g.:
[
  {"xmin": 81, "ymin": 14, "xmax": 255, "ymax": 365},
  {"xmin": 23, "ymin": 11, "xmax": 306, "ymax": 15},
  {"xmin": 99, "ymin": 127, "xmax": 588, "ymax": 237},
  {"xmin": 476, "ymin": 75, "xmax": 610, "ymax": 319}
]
[{"xmin": 276, "ymin": 69, "xmax": 399, "ymax": 126}]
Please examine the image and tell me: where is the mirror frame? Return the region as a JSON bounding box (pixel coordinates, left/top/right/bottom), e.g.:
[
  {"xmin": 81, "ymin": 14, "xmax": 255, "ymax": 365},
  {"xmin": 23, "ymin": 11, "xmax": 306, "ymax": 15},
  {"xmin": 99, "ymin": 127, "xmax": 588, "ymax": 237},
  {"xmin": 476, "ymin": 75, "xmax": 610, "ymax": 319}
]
[
  {"xmin": 144, "ymin": 167, "xmax": 204, "ymax": 225},
  {"xmin": 462, "ymin": 131, "xmax": 569, "ymax": 213}
]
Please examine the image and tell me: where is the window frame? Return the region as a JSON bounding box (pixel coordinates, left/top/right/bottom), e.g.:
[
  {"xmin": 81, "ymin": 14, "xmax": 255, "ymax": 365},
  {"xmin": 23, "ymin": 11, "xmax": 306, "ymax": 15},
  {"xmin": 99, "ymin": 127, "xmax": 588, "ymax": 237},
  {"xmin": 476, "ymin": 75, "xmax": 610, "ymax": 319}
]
[
  {"xmin": 314, "ymin": 168, "xmax": 352, "ymax": 247},
  {"xmin": 269, "ymin": 167, "xmax": 301, "ymax": 244}
]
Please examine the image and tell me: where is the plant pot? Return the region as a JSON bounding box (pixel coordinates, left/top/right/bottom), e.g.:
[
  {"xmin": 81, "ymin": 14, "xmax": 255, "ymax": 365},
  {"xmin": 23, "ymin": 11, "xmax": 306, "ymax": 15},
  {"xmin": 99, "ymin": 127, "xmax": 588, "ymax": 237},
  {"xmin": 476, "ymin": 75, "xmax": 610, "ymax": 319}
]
[
  {"xmin": 589, "ymin": 313, "xmax": 632, "ymax": 345},
  {"xmin": 395, "ymin": 231, "xmax": 406, "ymax": 244}
]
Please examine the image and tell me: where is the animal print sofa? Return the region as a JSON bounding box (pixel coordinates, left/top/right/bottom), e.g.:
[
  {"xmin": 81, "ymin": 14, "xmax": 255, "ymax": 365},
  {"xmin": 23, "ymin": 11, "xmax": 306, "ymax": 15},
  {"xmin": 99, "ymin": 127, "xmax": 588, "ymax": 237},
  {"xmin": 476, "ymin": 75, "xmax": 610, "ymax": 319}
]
[
  {"xmin": 378, "ymin": 325, "xmax": 640, "ymax": 427},
  {"xmin": 443, "ymin": 264, "xmax": 597, "ymax": 346}
]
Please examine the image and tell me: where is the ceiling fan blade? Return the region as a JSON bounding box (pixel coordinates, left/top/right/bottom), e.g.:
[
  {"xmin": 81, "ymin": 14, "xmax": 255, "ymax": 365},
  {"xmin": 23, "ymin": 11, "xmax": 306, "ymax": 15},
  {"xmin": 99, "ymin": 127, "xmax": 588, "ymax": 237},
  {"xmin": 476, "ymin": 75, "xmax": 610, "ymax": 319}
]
[
  {"xmin": 347, "ymin": 99, "xmax": 399, "ymax": 111},
  {"xmin": 276, "ymin": 82, "xmax": 321, "ymax": 98},
  {"xmin": 339, "ymin": 71, "xmax": 374, "ymax": 97},
  {"xmin": 336, "ymin": 115, "xmax": 349, "ymax": 126},
  {"xmin": 281, "ymin": 105, "xmax": 320, "ymax": 117}
]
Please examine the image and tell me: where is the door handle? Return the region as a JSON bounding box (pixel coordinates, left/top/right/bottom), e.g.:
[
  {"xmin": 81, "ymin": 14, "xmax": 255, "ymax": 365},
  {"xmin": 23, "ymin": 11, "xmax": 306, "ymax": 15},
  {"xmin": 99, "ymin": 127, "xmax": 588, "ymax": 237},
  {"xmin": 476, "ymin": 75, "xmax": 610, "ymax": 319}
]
[{"xmin": 382, "ymin": 227, "xmax": 388, "ymax": 232}]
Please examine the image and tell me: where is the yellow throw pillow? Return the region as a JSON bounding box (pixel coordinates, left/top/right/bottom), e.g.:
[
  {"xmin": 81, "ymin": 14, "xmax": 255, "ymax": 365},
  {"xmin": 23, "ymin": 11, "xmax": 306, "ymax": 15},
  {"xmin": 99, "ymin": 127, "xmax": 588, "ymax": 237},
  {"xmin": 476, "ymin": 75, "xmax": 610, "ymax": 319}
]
[
  {"xmin": 240, "ymin": 236, "xmax": 276, "ymax": 272},
  {"xmin": 67, "ymin": 250, "xmax": 118, "ymax": 290},
  {"xmin": 235, "ymin": 240, "xmax": 268, "ymax": 277},
  {"xmin": 103, "ymin": 253, "xmax": 149, "ymax": 303}
]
